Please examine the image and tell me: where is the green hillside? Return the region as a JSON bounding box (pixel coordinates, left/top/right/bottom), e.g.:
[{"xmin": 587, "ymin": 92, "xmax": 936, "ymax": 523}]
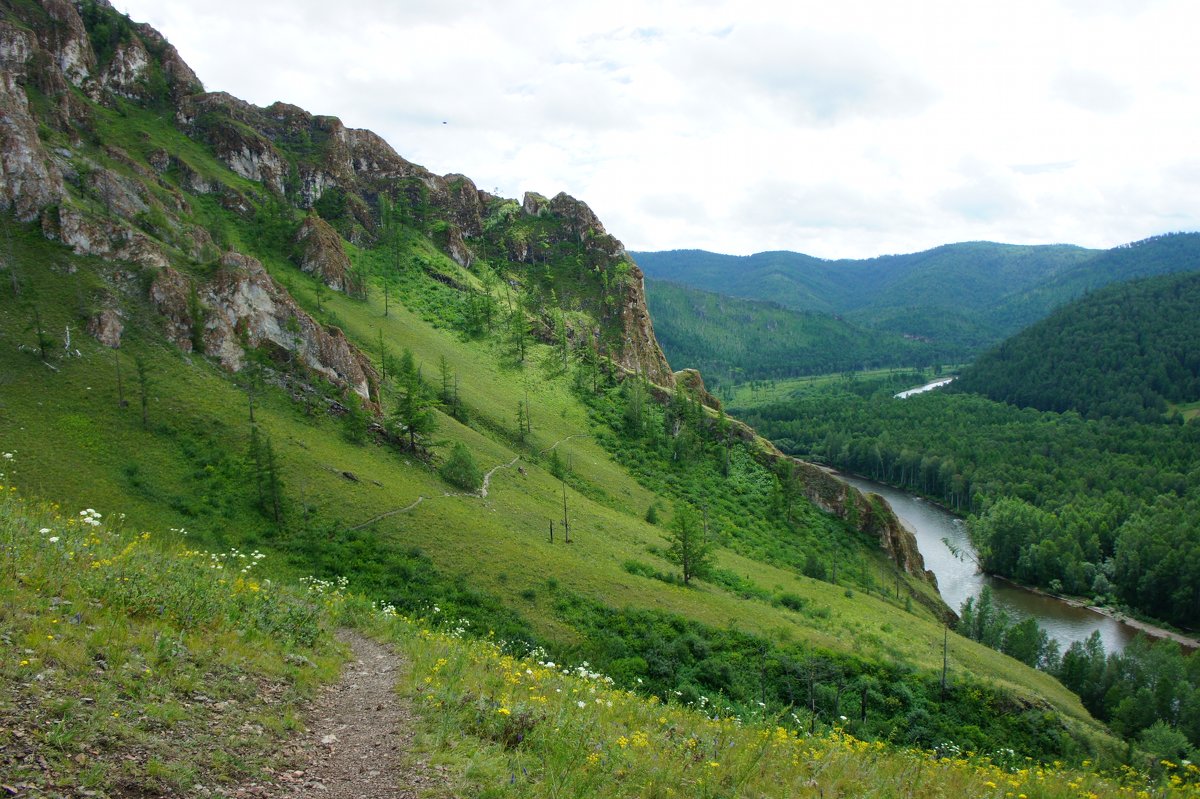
[
  {"xmin": 645, "ymin": 279, "xmax": 950, "ymax": 386},
  {"xmin": 0, "ymin": 0, "xmax": 1156, "ymax": 789},
  {"xmin": 3, "ymin": 494, "xmax": 1177, "ymax": 797},
  {"xmin": 633, "ymin": 236, "xmax": 1200, "ymax": 356},
  {"xmin": 955, "ymin": 271, "xmax": 1200, "ymax": 421}
]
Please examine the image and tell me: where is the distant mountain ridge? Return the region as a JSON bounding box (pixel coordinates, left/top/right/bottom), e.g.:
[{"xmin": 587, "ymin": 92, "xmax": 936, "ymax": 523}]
[
  {"xmin": 646, "ymin": 278, "xmax": 953, "ymax": 386},
  {"xmin": 633, "ymin": 234, "xmax": 1200, "ymax": 357},
  {"xmin": 954, "ymin": 270, "xmax": 1200, "ymax": 421}
]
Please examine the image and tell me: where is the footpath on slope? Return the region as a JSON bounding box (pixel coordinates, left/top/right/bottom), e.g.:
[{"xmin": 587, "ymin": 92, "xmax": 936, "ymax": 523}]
[
  {"xmin": 349, "ymin": 433, "xmax": 590, "ymax": 531},
  {"xmin": 221, "ymin": 631, "xmax": 448, "ymax": 798}
]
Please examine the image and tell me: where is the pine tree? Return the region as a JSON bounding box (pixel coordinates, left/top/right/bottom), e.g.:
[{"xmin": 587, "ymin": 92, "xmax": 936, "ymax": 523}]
[
  {"xmin": 516, "ymin": 401, "xmax": 529, "ymax": 443},
  {"xmin": 342, "ymin": 393, "xmax": 371, "ymax": 444},
  {"xmin": 390, "ymin": 367, "xmax": 437, "ymax": 451},
  {"xmin": 135, "ymin": 356, "xmax": 152, "ymax": 429},
  {"xmin": 263, "ymin": 434, "xmax": 284, "ymax": 525},
  {"xmin": 248, "ymin": 424, "xmax": 264, "ymax": 506},
  {"xmin": 667, "ymin": 503, "xmax": 713, "ymax": 586},
  {"xmin": 28, "ymin": 303, "xmax": 51, "ymax": 360}
]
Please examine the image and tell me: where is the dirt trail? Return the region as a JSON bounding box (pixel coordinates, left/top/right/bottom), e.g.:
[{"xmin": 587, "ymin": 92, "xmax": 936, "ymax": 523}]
[
  {"xmin": 348, "ymin": 495, "xmax": 428, "ymax": 531},
  {"xmin": 226, "ymin": 631, "xmax": 442, "ymax": 798},
  {"xmin": 348, "ymin": 432, "xmax": 587, "ymax": 529},
  {"xmin": 478, "ymin": 455, "xmax": 520, "ymax": 498}
]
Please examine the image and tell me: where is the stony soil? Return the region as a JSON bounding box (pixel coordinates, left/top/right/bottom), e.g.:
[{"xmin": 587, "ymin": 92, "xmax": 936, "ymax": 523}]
[{"xmin": 220, "ymin": 632, "xmax": 447, "ymax": 798}]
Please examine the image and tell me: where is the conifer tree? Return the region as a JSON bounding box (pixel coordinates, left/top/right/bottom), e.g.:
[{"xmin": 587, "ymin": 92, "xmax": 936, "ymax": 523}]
[
  {"xmin": 391, "ymin": 366, "xmax": 437, "ymax": 451},
  {"xmin": 667, "ymin": 502, "xmax": 713, "ymax": 586},
  {"xmin": 135, "ymin": 356, "xmax": 152, "ymax": 428}
]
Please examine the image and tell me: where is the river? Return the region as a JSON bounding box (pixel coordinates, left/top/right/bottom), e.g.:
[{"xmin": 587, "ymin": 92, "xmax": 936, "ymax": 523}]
[
  {"xmin": 894, "ymin": 377, "xmax": 955, "ymax": 399},
  {"xmin": 837, "ymin": 473, "xmax": 1138, "ymax": 656}
]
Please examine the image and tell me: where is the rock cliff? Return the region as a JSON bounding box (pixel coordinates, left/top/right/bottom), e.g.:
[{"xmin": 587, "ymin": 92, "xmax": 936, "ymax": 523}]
[
  {"xmin": 292, "ymin": 214, "xmax": 353, "ymax": 293},
  {"xmin": 150, "ymin": 252, "xmax": 376, "ymax": 401},
  {"xmin": 0, "ymin": 0, "xmax": 676, "ymax": 392}
]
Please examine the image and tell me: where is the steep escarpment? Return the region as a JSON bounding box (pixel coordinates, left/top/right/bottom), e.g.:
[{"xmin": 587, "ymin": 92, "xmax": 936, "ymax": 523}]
[
  {"xmin": 717, "ymin": 407, "xmax": 939, "ymax": 596},
  {"xmin": 149, "ymin": 252, "xmax": 376, "ymax": 399},
  {"xmin": 0, "ymin": 0, "xmax": 673, "ymax": 392}
]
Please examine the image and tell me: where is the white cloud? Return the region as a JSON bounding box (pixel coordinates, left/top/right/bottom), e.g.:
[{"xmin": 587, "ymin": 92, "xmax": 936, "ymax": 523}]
[
  {"xmin": 116, "ymin": 0, "xmax": 1200, "ymax": 258},
  {"xmin": 1052, "ymin": 69, "xmax": 1133, "ymax": 114}
]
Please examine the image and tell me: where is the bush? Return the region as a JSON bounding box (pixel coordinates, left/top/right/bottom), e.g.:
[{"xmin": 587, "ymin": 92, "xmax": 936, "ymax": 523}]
[
  {"xmin": 777, "ymin": 592, "xmax": 807, "ymax": 612},
  {"xmin": 440, "ymin": 442, "xmax": 482, "ymax": 491}
]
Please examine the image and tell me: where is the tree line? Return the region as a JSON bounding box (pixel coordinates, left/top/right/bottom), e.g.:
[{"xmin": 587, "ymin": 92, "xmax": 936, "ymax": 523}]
[
  {"xmin": 958, "ymin": 587, "xmax": 1200, "ymax": 760},
  {"xmin": 955, "ymin": 271, "xmax": 1200, "ymax": 422},
  {"xmin": 738, "ymin": 381, "xmax": 1200, "ymax": 628}
]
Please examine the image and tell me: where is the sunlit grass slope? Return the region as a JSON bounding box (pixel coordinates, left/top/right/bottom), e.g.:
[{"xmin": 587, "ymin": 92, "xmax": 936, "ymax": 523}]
[
  {"xmin": 385, "ymin": 612, "xmax": 1198, "ymax": 799},
  {"xmin": 0, "ymin": 484, "xmax": 341, "ymax": 793},
  {"xmin": 3, "ymin": 489, "xmax": 1191, "ymax": 797}
]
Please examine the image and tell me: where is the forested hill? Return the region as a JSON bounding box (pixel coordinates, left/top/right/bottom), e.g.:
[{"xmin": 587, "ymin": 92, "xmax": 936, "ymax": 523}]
[
  {"xmin": 954, "ymin": 271, "xmax": 1200, "ymax": 421},
  {"xmin": 633, "ymin": 234, "xmax": 1200, "ymax": 357},
  {"xmin": 645, "ymin": 279, "xmax": 951, "ymax": 385}
]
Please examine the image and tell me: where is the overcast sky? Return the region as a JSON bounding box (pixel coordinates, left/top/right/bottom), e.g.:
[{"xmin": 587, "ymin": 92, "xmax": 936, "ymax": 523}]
[{"xmin": 118, "ymin": 0, "xmax": 1200, "ymax": 258}]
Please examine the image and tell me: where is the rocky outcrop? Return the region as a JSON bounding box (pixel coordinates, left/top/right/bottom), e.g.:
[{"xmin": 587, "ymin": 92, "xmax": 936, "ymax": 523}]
[
  {"xmin": 445, "ymin": 224, "xmax": 474, "ymax": 268},
  {"xmin": 785, "ymin": 457, "xmax": 931, "ymax": 578},
  {"xmin": 292, "ymin": 214, "xmax": 352, "ymax": 292},
  {"xmin": 439, "ymin": 173, "xmax": 484, "ymax": 237},
  {"xmin": 38, "ymin": 0, "xmax": 93, "ymax": 88},
  {"xmin": 87, "ymin": 307, "xmax": 124, "ymax": 348},
  {"xmin": 148, "ymin": 265, "xmax": 194, "ymax": 349},
  {"xmin": 177, "ymin": 93, "xmax": 290, "ymax": 195},
  {"xmin": 617, "ymin": 258, "xmax": 674, "ymax": 387},
  {"xmin": 132, "ymin": 22, "xmax": 203, "ymax": 101},
  {"xmin": 674, "ymin": 368, "xmax": 720, "ymax": 410},
  {"xmin": 52, "ymin": 205, "xmax": 168, "ymax": 268},
  {"xmin": 0, "ymin": 21, "xmax": 65, "ymax": 221},
  {"xmin": 86, "ymin": 165, "xmax": 148, "ymax": 220},
  {"xmin": 99, "ymin": 35, "xmax": 150, "ymax": 99},
  {"xmin": 549, "ymin": 192, "xmax": 621, "ymax": 255},
  {"xmin": 149, "ymin": 252, "xmax": 376, "ymax": 402},
  {"xmin": 521, "ymin": 191, "xmax": 549, "ymax": 217}
]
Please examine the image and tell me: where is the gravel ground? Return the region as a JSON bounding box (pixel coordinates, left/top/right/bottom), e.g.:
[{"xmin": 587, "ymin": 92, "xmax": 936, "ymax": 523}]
[{"xmin": 219, "ymin": 632, "xmax": 450, "ymax": 799}]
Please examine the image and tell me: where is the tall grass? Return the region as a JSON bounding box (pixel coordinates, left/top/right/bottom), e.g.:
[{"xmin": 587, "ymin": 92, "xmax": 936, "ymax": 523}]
[
  {"xmin": 0, "ymin": 469, "xmax": 342, "ymax": 794},
  {"xmin": 380, "ymin": 612, "xmax": 1200, "ymax": 799},
  {"xmin": 4, "ymin": 465, "xmax": 1197, "ymax": 798}
]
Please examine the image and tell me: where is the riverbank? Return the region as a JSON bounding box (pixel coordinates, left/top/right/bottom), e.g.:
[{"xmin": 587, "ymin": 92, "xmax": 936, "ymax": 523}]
[
  {"xmin": 992, "ymin": 573, "xmax": 1200, "ymax": 651},
  {"xmin": 831, "ymin": 470, "xmax": 1200, "ymax": 654}
]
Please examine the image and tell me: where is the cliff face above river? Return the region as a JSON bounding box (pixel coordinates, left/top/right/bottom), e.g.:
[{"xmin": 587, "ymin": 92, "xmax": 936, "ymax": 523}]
[{"xmin": 652, "ymin": 385, "xmax": 949, "ymax": 615}]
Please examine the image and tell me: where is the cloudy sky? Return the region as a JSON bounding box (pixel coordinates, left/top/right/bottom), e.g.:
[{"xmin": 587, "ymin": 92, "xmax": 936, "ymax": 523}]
[{"xmin": 118, "ymin": 0, "xmax": 1200, "ymax": 258}]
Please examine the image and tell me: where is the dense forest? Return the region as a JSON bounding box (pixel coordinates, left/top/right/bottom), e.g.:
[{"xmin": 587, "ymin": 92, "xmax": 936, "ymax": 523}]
[
  {"xmin": 736, "ymin": 376, "xmax": 1200, "ymax": 628},
  {"xmin": 634, "ymin": 233, "xmax": 1200, "ymax": 357},
  {"xmin": 957, "ymin": 588, "xmax": 1200, "ymax": 754},
  {"xmin": 645, "ymin": 279, "xmax": 947, "ymax": 385},
  {"xmin": 955, "ymin": 271, "xmax": 1200, "ymax": 421}
]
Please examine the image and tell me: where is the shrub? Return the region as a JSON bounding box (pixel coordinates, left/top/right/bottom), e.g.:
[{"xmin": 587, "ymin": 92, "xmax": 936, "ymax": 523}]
[{"xmin": 440, "ymin": 443, "xmax": 482, "ymax": 491}]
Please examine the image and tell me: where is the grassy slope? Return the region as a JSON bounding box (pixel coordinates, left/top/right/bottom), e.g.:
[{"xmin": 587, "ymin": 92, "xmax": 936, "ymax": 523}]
[
  {"xmin": 0, "ymin": 490, "xmax": 343, "ymax": 793},
  {"xmin": 2, "ymin": 493, "xmax": 1184, "ymax": 797},
  {"xmin": 0, "ymin": 220, "xmax": 1100, "ymax": 738},
  {"xmin": 0, "ymin": 46, "xmax": 1116, "ymax": 761}
]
